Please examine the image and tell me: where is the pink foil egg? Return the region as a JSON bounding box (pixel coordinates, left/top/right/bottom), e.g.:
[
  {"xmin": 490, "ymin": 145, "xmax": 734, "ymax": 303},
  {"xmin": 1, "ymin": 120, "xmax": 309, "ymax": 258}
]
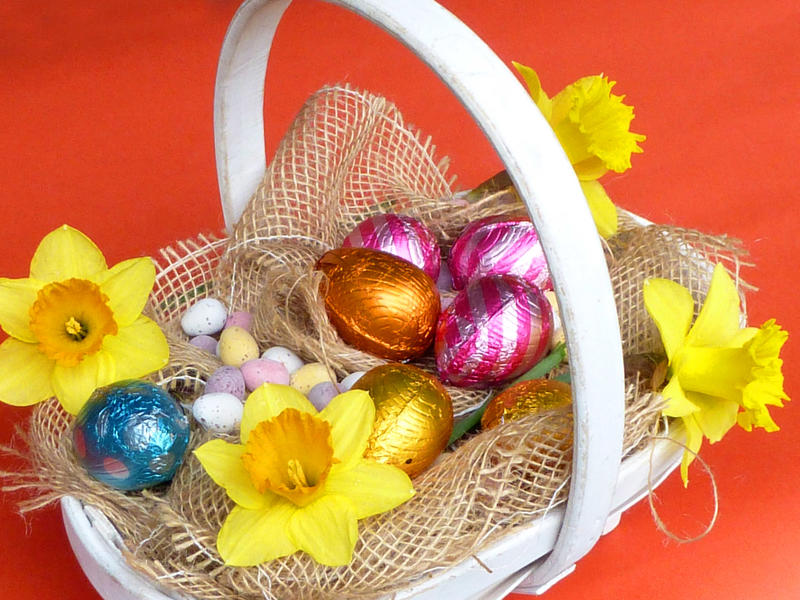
[
  {"xmin": 448, "ymin": 215, "xmax": 551, "ymax": 291},
  {"xmin": 341, "ymin": 213, "xmax": 441, "ymax": 281},
  {"xmin": 435, "ymin": 274, "xmax": 553, "ymax": 388}
]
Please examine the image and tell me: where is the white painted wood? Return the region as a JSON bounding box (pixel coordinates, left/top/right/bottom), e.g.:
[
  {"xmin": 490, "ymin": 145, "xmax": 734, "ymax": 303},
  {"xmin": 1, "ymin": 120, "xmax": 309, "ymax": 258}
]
[{"xmin": 214, "ymin": 0, "xmax": 625, "ymax": 588}]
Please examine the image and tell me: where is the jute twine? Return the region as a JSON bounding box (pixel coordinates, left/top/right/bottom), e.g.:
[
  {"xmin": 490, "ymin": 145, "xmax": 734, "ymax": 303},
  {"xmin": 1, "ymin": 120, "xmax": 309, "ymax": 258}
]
[{"xmin": 4, "ymin": 86, "xmax": 749, "ymax": 600}]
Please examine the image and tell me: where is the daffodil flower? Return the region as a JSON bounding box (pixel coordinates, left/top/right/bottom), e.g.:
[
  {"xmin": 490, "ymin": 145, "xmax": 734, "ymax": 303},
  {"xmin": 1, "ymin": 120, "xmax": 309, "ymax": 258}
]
[
  {"xmin": 0, "ymin": 225, "xmax": 169, "ymax": 414},
  {"xmin": 194, "ymin": 384, "xmax": 415, "ymax": 567},
  {"xmin": 513, "ymin": 62, "xmax": 646, "ymax": 238},
  {"xmin": 643, "ymin": 263, "xmax": 789, "ymax": 485}
]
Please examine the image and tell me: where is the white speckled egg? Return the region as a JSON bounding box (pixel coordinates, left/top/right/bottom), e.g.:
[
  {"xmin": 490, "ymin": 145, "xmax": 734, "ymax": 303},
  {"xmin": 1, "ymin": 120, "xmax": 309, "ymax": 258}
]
[
  {"xmin": 290, "ymin": 362, "xmax": 334, "ymax": 396},
  {"xmin": 192, "ymin": 392, "xmax": 243, "ymax": 433},
  {"xmin": 307, "ymin": 381, "xmax": 339, "ymax": 411},
  {"xmin": 338, "ymin": 371, "xmax": 366, "ymax": 392},
  {"xmin": 181, "ymin": 298, "xmax": 228, "ymax": 336},
  {"xmin": 218, "ymin": 326, "xmax": 260, "ymax": 367},
  {"xmin": 205, "ymin": 366, "xmax": 246, "ymax": 400},
  {"xmin": 261, "ymin": 346, "xmax": 305, "ymax": 375},
  {"xmin": 225, "ymin": 310, "xmax": 253, "ymax": 332},
  {"xmin": 240, "ymin": 358, "xmax": 290, "ymax": 391}
]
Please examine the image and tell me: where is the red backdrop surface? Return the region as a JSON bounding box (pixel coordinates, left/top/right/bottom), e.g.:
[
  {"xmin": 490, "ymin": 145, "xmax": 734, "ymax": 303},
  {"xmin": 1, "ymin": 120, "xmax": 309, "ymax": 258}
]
[{"xmin": 1, "ymin": 1, "xmax": 798, "ymax": 599}]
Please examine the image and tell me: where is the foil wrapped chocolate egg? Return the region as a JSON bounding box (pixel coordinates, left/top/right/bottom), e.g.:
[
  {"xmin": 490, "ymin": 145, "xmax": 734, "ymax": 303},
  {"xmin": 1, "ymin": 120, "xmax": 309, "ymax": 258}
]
[
  {"xmin": 481, "ymin": 379, "xmax": 572, "ymax": 429},
  {"xmin": 353, "ymin": 363, "xmax": 453, "ymax": 477},
  {"xmin": 316, "ymin": 247, "xmax": 440, "ymax": 361},
  {"xmin": 435, "ymin": 274, "xmax": 553, "ymax": 388},
  {"xmin": 448, "ymin": 214, "xmax": 551, "ymax": 291},
  {"xmin": 341, "ymin": 213, "xmax": 441, "ymax": 281},
  {"xmin": 72, "ymin": 380, "xmax": 190, "ymax": 491}
]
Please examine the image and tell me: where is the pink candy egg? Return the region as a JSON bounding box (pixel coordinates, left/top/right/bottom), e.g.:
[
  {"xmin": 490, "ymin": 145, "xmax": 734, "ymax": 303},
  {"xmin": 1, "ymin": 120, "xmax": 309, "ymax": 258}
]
[
  {"xmin": 341, "ymin": 213, "xmax": 441, "ymax": 281},
  {"xmin": 240, "ymin": 358, "xmax": 291, "ymax": 391},
  {"xmin": 205, "ymin": 366, "xmax": 246, "ymax": 401},
  {"xmin": 435, "ymin": 275, "xmax": 553, "ymax": 388},
  {"xmin": 225, "ymin": 310, "xmax": 253, "ymax": 331},
  {"xmin": 448, "ymin": 215, "xmax": 551, "ymax": 291}
]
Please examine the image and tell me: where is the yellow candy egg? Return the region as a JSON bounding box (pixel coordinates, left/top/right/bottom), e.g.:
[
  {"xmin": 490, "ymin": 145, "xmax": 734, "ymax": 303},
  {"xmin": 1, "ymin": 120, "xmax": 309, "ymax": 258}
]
[
  {"xmin": 353, "ymin": 363, "xmax": 453, "ymax": 478},
  {"xmin": 290, "ymin": 362, "xmax": 334, "ymax": 396},
  {"xmin": 218, "ymin": 326, "xmax": 259, "ymax": 367}
]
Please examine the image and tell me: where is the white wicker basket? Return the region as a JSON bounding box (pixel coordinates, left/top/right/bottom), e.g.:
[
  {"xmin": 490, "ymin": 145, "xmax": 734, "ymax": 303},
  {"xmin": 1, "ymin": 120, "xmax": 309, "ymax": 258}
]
[{"xmin": 61, "ymin": 1, "xmax": 685, "ymax": 597}]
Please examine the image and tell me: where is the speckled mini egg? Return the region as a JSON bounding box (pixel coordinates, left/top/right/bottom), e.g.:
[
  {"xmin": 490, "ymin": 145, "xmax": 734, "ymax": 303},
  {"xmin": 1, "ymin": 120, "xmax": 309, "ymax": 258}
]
[
  {"xmin": 181, "ymin": 298, "xmax": 228, "ymax": 336},
  {"xmin": 338, "ymin": 371, "xmax": 366, "ymax": 392},
  {"xmin": 192, "ymin": 392, "xmax": 244, "ymax": 433},
  {"xmin": 241, "ymin": 358, "xmax": 291, "ymax": 390},
  {"xmin": 341, "ymin": 213, "xmax": 441, "ymax": 281},
  {"xmin": 189, "ymin": 335, "xmax": 218, "ymax": 355},
  {"xmin": 72, "ymin": 380, "xmax": 190, "ymax": 491},
  {"xmin": 205, "ymin": 366, "xmax": 246, "ymax": 401},
  {"xmin": 290, "ymin": 362, "xmax": 334, "ymax": 396},
  {"xmin": 261, "ymin": 346, "xmax": 305, "ymax": 375},
  {"xmin": 435, "ymin": 275, "xmax": 553, "ymax": 388},
  {"xmin": 225, "ymin": 310, "xmax": 253, "ymax": 332},
  {"xmin": 307, "ymin": 381, "xmax": 339, "ymax": 411},
  {"xmin": 218, "ymin": 326, "xmax": 259, "ymax": 367},
  {"xmin": 448, "ymin": 215, "xmax": 551, "ymax": 291},
  {"xmin": 316, "ymin": 247, "xmax": 440, "ymax": 361}
]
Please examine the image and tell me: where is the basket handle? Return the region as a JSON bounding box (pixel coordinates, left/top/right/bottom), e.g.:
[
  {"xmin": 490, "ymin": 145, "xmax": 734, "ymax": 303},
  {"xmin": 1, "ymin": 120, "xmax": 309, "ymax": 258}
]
[{"xmin": 214, "ymin": 0, "xmax": 625, "ymax": 591}]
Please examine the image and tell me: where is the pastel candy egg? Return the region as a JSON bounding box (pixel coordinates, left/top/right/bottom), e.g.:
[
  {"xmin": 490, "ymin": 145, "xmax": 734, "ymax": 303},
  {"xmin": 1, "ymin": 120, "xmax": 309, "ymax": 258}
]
[
  {"xmin": 218, "ymin": 326, "xmax": 259, "ymax": 367},
  {"xmin": 189, "ymin": 334, "xmax": 218, "ymax": 354},
  {"xmin": 205, "ymin": 366, "xmax": 246, "ymax": 400},
  {"xmin": 307, "ymin": 381, "xmax": 339, "ymax": 411},
  {"xmin": 341, "ymin": 213, "xmax": 441, "ymax": 281},
  {"xmin": 241, "ymin": 358, "xmax": 291, "ymax": 391},
  {"xmin": 435, "ymin": 275, "xmax": 553, "ymax": 388},
  {"xmin": 192, "ymin": 392, "xmax": 243, "ymax": 433},
  {"xmin": 338, "ymin": 370, "xmax": 366, "ymax": 392},
  {"xmin": 181, "ymin": 298, "xmax": 228, "ymax": 336},
  {"xmin": 290, "ymin": 362, "xmax": 334, "ymax": 396},
  {"xmin": 448, "ymin": 215, "xmax": 552, "ymax": 291},
  {"xmin": 225, "ymin": 310, "xmax": 253, "ymax": 332},
  {"xmin": 261, "ymin": 346, "xmax": 305, "ymax": 375}
]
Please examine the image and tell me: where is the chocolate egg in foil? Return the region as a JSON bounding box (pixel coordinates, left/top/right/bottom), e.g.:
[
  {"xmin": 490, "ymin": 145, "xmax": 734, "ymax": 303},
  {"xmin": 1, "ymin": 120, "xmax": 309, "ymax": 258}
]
[
  {"xmin": 448, "ymin": 215, "xmax": 551, "ymax": 291},
  {"xmin": 353, "ymin": 363, "xmax": 453, "ymax": 478},
  {"xmin": 72, "ymin": 380, "xmax": 190, "ymax": 491},
  {"xmin": 316, "ymin": 247, "xmax": 440, "ymax": 360},
  {"xmin": 481, "ymin": 379, "xmax": 572, "ymax": 429},
  {"xmin": 435, "ymin": 274, "xmax": 553, "ymax": 388},
  {"xmin": 341, "ymin": 213, "xmax": 441, "ymax": 281}
]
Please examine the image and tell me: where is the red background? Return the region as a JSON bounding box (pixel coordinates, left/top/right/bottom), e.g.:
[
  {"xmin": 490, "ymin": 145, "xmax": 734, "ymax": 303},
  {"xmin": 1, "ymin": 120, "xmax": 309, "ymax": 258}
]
[{"xmin": 1, "ymin": 1, "xmax": 798, "ymax": 598}]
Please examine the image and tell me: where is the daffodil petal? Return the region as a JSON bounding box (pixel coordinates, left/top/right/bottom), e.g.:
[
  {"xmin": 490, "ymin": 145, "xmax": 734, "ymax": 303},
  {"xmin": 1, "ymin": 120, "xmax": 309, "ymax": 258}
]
[
  {"xmin": 579, "ymin": 180, "xmax": 617, "ymax": 238},
  {"xmin": 287, "ymin": 495, "xmax": 357, "ymax": 567},
  {"xmin": 241, "ymin": 384, "xmax": 316, "ymax": 444},
  {"xmin": 679, "ymin": 414, "xmax": 704, "ymax": 487},
  {"xmin": 217, "ymin": 502, "xmax": 297, "ymax": 566},
  {"xmin": 643, "ymin": 278, "xmax": 694, "ymax": 362},
  {"xmin": 194, "ymin": 439, "xmax": 266, "ymax": 510},
  {"xmin": 101, "ymin": 315, "xmax": 169, "ymax": 380},
  {"xmin": 660, "ymin": 376, "xmax": 698, "ymax": 418},
  {"xmin": 0, "ymin": 338, "xmax": 55, "ymax": 406},
  {"xmin": 677, "ymin": 346, "xmax": 749, "ymax": 404},
  {"xmin": 96, "ymin": 258, "xmax": 156, "ymax": 327},
  {"xmin": 0, "ymin": 277, "xmax": 41, "ymax": 342},
  {"xmin": 685, "ymin": 391, "xmax": 739, "ymax": 444},
  {"xmin": 326, "ymin": 461, "xmax": 414, "ymax": 519},
  {"xmin": 511, "ymin": 61, "xmax": 552, "ymax": 119},
  {"xmin": 318, "ymin": 390, "xmax": 374, "ymax": 467},
  {"xmin": 687, "ymin": 263, "xmax": 742, "ymax": 347},
  {"xmin": 52, "ymin": 350, "xmax": 116, "ymax": 414},
  {"xmin": 29, "ymin": 225, "xmax": 107, "ymax": 282}
]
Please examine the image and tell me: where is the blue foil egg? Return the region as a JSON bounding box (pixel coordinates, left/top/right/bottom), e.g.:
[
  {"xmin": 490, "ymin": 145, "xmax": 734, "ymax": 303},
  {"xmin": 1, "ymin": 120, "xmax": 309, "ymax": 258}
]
[{"xmin": 72, "ymin": 380, "xmax": 190, "ymax": 491}]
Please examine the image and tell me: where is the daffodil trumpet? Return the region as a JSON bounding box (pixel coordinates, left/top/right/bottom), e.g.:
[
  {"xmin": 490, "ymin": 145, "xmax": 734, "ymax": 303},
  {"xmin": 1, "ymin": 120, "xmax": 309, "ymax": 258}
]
[
  {"xmin": 643, "ymin": 263, "xmax": 789, "ymax": 485},
  {"xmin": 0, "ymin": 225, "xmax": 169, "ymax": 415},
  {"xmin": 194, "ymin": 384, "xmax": 415, "ymax": 567}
]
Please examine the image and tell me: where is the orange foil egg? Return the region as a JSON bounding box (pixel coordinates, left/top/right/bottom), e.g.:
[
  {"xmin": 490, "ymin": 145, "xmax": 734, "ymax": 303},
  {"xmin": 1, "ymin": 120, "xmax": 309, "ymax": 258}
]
[
  {"xmin": 316, "ymin": 247, "xmax": 440, "ymax": 360},
  {"xmin": 481, "ymin": 378, "xmax": 572, "ymax": 429},
  {"xmin": 353, "ymin": 363, "xmax": 453, "ymax": 478}
]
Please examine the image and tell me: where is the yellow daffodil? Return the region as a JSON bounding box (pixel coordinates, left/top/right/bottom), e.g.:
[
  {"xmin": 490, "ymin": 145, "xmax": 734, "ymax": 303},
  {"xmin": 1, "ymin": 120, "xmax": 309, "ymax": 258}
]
[
  {"xmin": 513, "ymin": 62, "xmax": 646, "ymax": 238},
  {"xmin": 643, "ymin": 263, "xmax": 789, "ymax": 485},
  {"xmin": 194, "ymin": 384, "xmax": 415, "ymax": 567},
  {"xmin": 0, "ymin": 225, "xmax": 169, "ymax": 415}
]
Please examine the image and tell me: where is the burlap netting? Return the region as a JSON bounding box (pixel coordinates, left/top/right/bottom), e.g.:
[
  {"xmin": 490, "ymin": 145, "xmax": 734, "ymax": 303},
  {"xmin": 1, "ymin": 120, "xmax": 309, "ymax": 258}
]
[{"xmin": 11, "ymin": 86, "xmax": 749, "ymax": 600}]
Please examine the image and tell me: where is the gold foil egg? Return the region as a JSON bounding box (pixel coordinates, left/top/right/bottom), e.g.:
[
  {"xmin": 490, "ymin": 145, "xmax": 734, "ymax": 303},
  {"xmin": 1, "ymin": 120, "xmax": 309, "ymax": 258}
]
[
  {"xmin": 353, "ymin": 363, "xmax": 453, "ymax": 477},
  {"xmin": 316, "ymin": 247, "xmax": 440, "ymax": 361},
  {"xmin": 481, "ymin": 378, "xmax": 572, "ymax": 429}
]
